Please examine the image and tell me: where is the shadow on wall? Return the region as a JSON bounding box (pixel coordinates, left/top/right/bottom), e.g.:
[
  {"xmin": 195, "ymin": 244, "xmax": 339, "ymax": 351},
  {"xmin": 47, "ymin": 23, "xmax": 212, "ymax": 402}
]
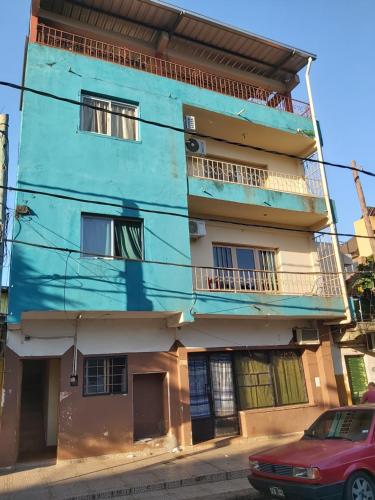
[{"xmin": 9, "ymin": 201, "xmax": 158, "ymax": 318}]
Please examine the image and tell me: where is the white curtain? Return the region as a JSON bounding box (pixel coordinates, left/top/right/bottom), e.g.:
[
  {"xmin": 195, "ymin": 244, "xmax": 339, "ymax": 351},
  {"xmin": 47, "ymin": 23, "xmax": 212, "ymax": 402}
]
[
  {"xmin": 111, "ymin": 103, "xmax": 136, "ymax": 140},
  {"xmin": 82, "ymin": 97, "xmax": 109, "ymax": 134},
  {"xmin": 210, "ymin": 354, "xmax": 236, "ymax": 417}
]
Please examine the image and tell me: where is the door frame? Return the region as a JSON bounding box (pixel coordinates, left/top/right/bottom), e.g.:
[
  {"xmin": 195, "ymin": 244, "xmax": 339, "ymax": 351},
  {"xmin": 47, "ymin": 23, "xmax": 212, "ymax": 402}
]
[
  {"xmin": 132, "ymin": 371, "xmax": 170, "ymax": 441},
  {"xmin": 188, "ymin": 352, "xmax": 239, "ymax": 443}
]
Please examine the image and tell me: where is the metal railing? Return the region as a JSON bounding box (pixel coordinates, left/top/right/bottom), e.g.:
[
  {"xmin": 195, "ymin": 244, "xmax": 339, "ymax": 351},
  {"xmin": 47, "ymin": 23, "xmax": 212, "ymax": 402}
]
[
  {"xmin": 188, "ymin": 156, "xmax": 323, "ymax": 197},
  {"xmin": 193, "ymin": 267, "xmax": 341, "ymax": 296},
  {"xmin": 36, "ymin": 24, "xmax": 311, "ymax": 118}
]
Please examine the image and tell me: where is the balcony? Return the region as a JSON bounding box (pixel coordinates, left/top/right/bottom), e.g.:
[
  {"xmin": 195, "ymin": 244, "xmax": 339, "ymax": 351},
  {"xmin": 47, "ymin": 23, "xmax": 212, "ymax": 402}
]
[
  {"xmin": 193, "ymin": 267, "xmax": 341, "ymax": 297},
  {"xmin": 36, "ymin": 23, "xmax": 311, "ymax": 118},
  {"xmin": 188, "ymin": 156, "xmax": 323, "ymax": 198}
]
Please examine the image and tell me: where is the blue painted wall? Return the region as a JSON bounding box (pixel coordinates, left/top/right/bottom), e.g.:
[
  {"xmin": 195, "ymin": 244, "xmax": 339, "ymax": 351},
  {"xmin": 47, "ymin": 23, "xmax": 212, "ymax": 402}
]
[{"xmin": 8, "ymin": 43, "xmax": 343, "ymax": 323}]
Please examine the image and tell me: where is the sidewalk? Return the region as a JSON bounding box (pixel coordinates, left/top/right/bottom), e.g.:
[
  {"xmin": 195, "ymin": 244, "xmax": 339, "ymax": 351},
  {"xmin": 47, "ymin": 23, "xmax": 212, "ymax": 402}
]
[{"xmin": 0, "ymin": 433, "xmax": 300, "ymax": 500}]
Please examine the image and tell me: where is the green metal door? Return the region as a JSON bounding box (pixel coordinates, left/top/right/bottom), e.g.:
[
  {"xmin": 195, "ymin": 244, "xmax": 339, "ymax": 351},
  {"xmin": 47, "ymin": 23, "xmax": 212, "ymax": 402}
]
[{"xmin": 345, "ymin": 356, "xmax": 368, "ymax": 405}]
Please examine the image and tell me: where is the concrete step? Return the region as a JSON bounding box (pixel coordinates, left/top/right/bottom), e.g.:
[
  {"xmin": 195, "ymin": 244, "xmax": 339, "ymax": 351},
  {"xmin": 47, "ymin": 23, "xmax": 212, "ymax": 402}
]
[{"xmin": 63, "ymin": 469, "xmax": 251, "ymax": 500}]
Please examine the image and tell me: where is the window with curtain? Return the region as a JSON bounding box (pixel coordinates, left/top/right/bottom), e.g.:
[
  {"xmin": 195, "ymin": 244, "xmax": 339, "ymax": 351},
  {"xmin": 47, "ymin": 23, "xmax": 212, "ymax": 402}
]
[
  {"xmin": 234, "ymin": 350, "xmax": 308, "ymax": 410},
  {"xmin": 81, "ymin": 215, "xmax": 143, "ymax": 259},
  {"xmin": 84, "ymin": 356, "xmax": 128, "ymax": 395},
  {"xmin": 80, "ymin": 94, "xmax": 138, "ymax": 140},
  {"xmin": 212, "ymin": 245, "xmax": 278, "ymax": 291}
]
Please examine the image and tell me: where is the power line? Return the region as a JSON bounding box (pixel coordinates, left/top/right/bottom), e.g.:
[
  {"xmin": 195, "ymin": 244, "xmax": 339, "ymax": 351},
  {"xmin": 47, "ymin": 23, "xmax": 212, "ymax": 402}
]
[
  {"xmin": 1, "ymin": 80, "xmax": 375, "ymax": 178},
  {"xmin": 4, "ymin": 183, "xmax": 375, "ymax": 240},
  {"xmin": 4, "ymin": 237, "xmax": 371, "ymax": 276}
]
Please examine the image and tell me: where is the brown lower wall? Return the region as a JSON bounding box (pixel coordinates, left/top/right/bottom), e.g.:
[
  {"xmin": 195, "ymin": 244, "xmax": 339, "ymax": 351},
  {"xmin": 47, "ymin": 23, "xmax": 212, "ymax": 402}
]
[
  {"xmin": 0, "ymin": 348, "xmax": 22, "ymax": 467},
  {"xmin": 0, "ymin": 324, "xmax": 340, "ymax": 467},
  {"xmin": 57, "ymin": 347, "xmax": 188, "ymax": 460},
  {"xmin": 239, "ymin": 404, "xmax": 323, "ymax": 438}
]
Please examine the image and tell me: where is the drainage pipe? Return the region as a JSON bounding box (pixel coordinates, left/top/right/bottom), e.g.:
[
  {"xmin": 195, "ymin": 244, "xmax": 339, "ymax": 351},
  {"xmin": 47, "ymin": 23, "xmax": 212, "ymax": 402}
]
[{"xmin": 305, "ymin": 57, "xmax": 352, "ymax": 325}]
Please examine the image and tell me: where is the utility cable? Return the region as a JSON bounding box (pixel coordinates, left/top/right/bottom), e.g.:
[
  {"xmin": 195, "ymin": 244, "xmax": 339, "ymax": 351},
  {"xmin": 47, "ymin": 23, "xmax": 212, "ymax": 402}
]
[
  {"xmin": 4, "ymin": 237, "xmax": 371, "ymax": 275},
  {"xmin": 4, "ymin": 183, "xmax": 375, "ymax": 240},
  {"xmin": 1, "ymin": 80, "xmax": 375, "ymax": 178}
]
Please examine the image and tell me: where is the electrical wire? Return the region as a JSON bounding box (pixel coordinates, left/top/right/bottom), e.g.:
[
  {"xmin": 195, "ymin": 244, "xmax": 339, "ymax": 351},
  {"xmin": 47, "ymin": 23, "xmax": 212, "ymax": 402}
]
[
  {"xmin": 3, "ymin": 182, "xmax": 375, "ymax": 240},
  {"xmin": 1, "ymin": 80, "xmax": 375, "ymax": 178},
  {"xmin": 4, "ymin": 237, "xmax": 371, "ymax": 276}
]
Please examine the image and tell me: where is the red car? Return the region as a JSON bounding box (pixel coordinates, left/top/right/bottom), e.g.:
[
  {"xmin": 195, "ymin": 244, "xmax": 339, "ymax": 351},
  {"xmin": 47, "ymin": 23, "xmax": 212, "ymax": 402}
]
[{"xmin": 248, "ymin": 406, "xmax": 375, "ymax": 499}]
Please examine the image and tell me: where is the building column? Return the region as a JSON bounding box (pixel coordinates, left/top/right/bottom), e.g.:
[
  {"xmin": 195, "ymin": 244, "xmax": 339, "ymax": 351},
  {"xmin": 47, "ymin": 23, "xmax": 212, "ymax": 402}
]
[{"xmin": 0, "ymin": 347, "xmax": 22, "ymax": 468}]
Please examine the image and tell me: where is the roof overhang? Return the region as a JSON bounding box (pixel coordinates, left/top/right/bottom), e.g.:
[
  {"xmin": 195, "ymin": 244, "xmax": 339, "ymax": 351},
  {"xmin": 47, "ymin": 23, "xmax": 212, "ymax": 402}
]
[{"xmin": 38, "ymin": 0, "xmax": 316, "ymax": 87}]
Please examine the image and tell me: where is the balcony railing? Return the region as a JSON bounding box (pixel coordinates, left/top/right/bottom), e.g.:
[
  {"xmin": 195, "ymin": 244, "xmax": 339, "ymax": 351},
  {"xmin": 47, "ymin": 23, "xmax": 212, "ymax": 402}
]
[
  {"xmin": 36, "ymin": 24, "xmax": 311, "ymax": 118},
  {"xmin": 193, "ymin": 267, "xmax": 341, "ymax": 297},
  {"xmin": 188, "ymin": 156, "xmax": 323, "ymax": 197}
]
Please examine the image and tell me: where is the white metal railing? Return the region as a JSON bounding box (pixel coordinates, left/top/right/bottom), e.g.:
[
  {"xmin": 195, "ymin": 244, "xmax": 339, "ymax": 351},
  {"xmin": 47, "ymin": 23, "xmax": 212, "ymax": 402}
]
[
  {"xmin": 187, "ymin": 156, "xmax": 323, "ymax": 197},
  {"xmin": 192, "ymin": 267, "xmax": 341, "ymax": 296}
]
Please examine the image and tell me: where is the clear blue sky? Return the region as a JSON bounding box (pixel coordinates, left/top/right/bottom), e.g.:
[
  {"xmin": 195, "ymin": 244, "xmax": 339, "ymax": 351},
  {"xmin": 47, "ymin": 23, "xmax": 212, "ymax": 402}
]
[{"xmin": 1, "ymin": 0, "xmax": 374, "ymax": 238}]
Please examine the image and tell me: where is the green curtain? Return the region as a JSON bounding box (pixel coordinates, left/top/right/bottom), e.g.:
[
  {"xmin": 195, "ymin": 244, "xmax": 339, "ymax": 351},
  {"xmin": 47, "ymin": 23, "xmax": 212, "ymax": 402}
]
[
  {"xmin": 114, "ymin": 220, "xmax": 142, "ymax": 259},
  {"xmin": 272, "ymin": 351, "xmax": 308, "ymax": 406},
  {"xmin": 234, "ymin": 352, "xmax": 274, "ymax": 410}
]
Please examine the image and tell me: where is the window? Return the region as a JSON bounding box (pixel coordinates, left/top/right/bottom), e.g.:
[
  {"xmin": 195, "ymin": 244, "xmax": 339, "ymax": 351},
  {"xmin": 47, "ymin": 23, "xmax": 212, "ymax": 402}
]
[
  {"xmin": 84, "ymin": 356, "xmax": 128, "ymax": 395},
  {"xmin": 234, "ymin": 350, "xmax": 308, "ymax": 410},
  {"xmin": 212, "ymin": 245, "xmax": 278, "ymax": 291},
  {"xmin": 80, "ymin": 94, "xmax": 138, "ymax": 140},
  {"xmin": 81, "ymin": 214, "xmax": 143, "ymax": 259}
]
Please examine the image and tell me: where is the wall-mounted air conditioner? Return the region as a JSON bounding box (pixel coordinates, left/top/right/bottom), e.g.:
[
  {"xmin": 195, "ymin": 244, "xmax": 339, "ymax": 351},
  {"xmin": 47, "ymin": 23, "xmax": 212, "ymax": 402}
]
[
  {"xmin": 367, "ymin": 332, "xmax": 375, "ymax": 352},
  {"xmin": 184, "ymin": 115, "xmax": 196, "ymax": 131},
  {"xmin": 189, "ymin": 219, "xmax": 206, "ymax": 239},
  {"xmin": 185, "ymin": 138, "xmax": 206, "ymax": 155},
  {"xmin": 293, "ymin": 327, "xmax": 320, "ymax": 345}
]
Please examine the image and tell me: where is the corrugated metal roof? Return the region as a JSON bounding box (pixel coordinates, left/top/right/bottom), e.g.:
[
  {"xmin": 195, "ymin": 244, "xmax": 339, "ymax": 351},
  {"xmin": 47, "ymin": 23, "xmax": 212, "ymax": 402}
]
[{"xmin": 39, "ymin": 0, "xmax": 316, "ymax": 85}]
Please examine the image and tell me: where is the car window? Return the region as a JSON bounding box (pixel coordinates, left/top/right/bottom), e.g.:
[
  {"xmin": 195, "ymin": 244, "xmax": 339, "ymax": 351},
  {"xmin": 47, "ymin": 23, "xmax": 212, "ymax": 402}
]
[{"xmin": 305, "ymin": 410, "xmax": 373, "ymax": 442}]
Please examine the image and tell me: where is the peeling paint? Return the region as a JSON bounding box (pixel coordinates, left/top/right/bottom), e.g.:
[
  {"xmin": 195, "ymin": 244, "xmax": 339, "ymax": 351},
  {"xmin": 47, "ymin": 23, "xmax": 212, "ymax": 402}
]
[{"xmin": 59, "ymin": 391, "xmax": 71, "ymax": 402}]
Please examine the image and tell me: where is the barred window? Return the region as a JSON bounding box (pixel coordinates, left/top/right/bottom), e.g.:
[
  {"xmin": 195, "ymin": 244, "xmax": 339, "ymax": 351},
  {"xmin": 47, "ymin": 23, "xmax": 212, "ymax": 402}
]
[{"xmin": 84, "ymin": 356, "xmax": 128, "ymax": 395}]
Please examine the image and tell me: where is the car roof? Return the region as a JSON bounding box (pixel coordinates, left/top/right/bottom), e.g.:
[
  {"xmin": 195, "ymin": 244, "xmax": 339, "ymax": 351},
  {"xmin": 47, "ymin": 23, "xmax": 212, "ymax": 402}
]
[{"xmin": 326, "ymin": 405, "xmax": 375, "ymax": 412}]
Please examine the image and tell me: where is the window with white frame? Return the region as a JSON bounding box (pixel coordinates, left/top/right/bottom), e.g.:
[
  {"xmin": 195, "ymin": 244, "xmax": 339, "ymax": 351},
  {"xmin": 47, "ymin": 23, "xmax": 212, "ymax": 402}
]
[
  {"xmin": 212, "ymin": 245, "xmax": 278, "ymax": 291},
  {"xmin": 84, "ymin": 356, "xmax": 128, "ymax": 395},
  {"xmin": 80, "ymin": 94, "xmax": 138, "ymax": 140},
  {"xmin": 81, "ymin": 214, "xmax": 143, "ymax": 259}
]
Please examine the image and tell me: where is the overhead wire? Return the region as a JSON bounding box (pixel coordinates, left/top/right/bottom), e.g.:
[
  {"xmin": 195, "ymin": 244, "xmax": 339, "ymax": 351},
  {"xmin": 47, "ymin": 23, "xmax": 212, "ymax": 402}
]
[
  {"xmin": 1, "ymin": 80, "xmax": 375, "ymax": 178},
  {"xmin": 4, "ymin": 237, "xmax": 371, "ymax": 276},
  {"xmin": 3, "ymin": 182, "xmax": 375, "ymax": 240}
]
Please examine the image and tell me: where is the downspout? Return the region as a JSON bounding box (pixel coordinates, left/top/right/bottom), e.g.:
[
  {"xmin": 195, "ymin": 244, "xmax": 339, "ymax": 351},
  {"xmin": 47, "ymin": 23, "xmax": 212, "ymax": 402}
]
[
  {"xmin": 305, "ymin": 57, "xmax": 352, "ymax": 325},
  {"xmin": 70, "ymin": 313, "xmax": 82, "ymax": 386}
]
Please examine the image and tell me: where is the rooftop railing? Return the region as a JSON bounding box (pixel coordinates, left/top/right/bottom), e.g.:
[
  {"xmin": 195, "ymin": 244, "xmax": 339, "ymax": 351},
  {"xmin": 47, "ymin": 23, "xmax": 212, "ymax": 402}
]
[
  {"xmin": 36, "ymin": 23, "xmax": 311, "ymax": 118},
  {"xmin": 193, "ymin": 267, "xmax": 341, "ymax": 297},
  {"xmin": 187, "ymin": 155, "xmax": 323, "ymax": 197}
]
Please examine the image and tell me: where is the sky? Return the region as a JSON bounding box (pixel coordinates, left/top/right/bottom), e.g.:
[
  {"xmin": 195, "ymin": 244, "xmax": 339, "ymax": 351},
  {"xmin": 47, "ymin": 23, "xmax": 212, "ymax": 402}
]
[{"xmin": 0, "ymin": 0, "xmax": 374, "ymax": 239}]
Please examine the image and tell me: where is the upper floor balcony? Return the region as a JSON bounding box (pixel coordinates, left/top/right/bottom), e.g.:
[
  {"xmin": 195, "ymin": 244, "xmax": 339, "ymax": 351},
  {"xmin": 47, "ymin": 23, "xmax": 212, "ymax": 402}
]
[
  {"xmin": 188, "ymin": 155, "xmax": 323, "ymax": 198},
  {"xmin": 36, "ymin": 23, "xmax": 311, "ymax": 119}
]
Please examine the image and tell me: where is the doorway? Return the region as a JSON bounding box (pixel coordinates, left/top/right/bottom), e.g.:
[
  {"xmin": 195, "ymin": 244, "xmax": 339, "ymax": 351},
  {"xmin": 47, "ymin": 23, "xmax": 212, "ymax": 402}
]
[
  {"xmin": 133, "ymin": 373, "xmax": 167, "ymax": 441},
  {"xmin": 345, "ymin": 355, "xmax": 368, "ymax": 405},
  {"xmin": 188, "ymin": 353, "xmax": 239, "ymax": 444},
  {"xmin": 18, "ymin": 359, "xmax": 59, "ymax": 462}
]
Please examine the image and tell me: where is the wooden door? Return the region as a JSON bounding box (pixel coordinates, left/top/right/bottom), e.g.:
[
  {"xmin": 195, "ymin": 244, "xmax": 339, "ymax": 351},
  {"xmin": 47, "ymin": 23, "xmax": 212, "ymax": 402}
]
[{"xmin": 346, "ymin": 356, "xmax": 368, "ymax": 405}]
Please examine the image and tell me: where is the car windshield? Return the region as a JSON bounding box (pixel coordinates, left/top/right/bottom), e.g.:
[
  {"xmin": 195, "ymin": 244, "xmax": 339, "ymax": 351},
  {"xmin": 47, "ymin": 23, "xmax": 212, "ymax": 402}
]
[{"xmin": 304, "ymin": 410, "xmax": 373, "ymax": 442}]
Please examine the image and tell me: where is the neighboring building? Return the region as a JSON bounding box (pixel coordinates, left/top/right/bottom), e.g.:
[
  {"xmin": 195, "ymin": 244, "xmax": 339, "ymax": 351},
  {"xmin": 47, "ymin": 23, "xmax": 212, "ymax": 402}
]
[
  {"xmin": 340, "ymin": 207, "xmax": 375, "ymax": 263},
  {"xmin": 0, "ymin": 0, "xmax": 349, "ymax": 467}
]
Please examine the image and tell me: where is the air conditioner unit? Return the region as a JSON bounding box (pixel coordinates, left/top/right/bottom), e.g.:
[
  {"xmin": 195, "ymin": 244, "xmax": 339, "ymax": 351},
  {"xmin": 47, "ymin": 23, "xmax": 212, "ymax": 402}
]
[
  {"xmin": 185, "ymin": 138, "xmax": 206, "ymax": 155},
  {"xmin": 293, "ymin": 327, "xmax": 320, "ymax": 345},
  {"xmin": 184, "ymin": 115, "xmax": 196, "ymax": 131},
  {"xmin": 189, "ymin": 219, "xmax": 206, "ymax": 239},
  {"xmin": 366, "ymin": 332, "xmax": 375, "ymax": 352}
]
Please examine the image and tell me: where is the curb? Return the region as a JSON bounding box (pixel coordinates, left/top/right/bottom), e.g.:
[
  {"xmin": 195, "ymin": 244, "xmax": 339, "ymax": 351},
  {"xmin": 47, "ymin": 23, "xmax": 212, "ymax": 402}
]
[{"xmin": 63, "ymin": 468, "xmax": 249, "ymax": 500}]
